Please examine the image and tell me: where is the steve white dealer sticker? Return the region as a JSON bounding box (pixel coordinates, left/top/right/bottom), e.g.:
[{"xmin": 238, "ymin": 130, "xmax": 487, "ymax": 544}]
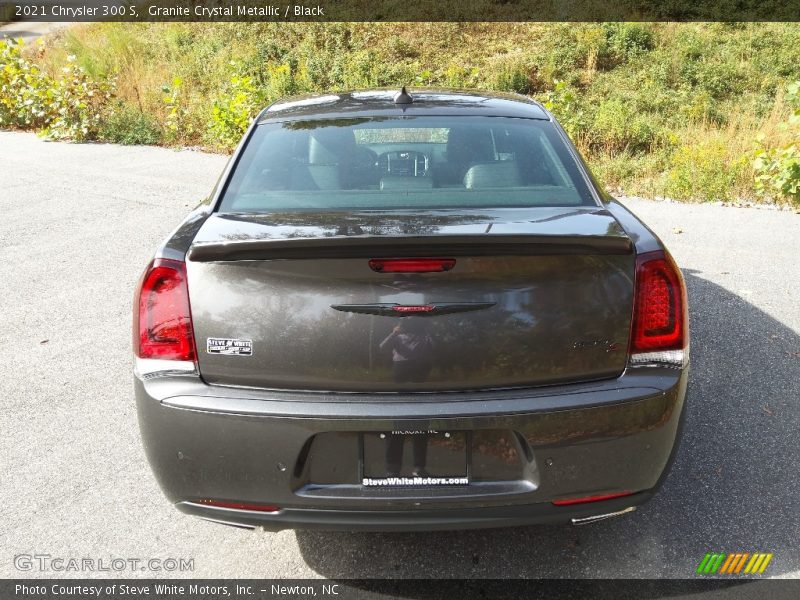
[{"xmin": 207, "ymin": 338, "xmax": 253, "ymax": 356}]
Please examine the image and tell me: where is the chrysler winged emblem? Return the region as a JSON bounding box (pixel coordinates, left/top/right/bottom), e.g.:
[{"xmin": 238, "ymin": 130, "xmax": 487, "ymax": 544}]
[{"xmin": 331, "ymin": 302, "xmax": 495, "ymax": 317}]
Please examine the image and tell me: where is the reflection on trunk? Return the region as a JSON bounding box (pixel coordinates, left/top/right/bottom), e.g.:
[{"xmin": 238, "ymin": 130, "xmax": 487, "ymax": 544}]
[{"xmin": 379, "ymin": 319, "xmax": 434, "ymax": 384}]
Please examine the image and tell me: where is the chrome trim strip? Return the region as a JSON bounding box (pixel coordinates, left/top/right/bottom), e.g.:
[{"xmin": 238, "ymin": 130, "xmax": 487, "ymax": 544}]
[
  {"xmin": 571, "ymin": 506, "xmax": 636, "ymax": 525},
  {"xmin": 197, "ymin": 516, "xmax": 257, "ymax": 530},
  {"xmin": 134, "ymin": 357, "xmax": 197, "ymax": 378},
  {"xmin": 628, "ymin": 349, "xmax": 687, "ymax": 369}
]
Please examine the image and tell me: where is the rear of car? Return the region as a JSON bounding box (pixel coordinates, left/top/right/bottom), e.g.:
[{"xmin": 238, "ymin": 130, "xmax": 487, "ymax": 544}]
[{"xmin": 134, "ymin": 90, "xmax": 688, "ymax": 530}]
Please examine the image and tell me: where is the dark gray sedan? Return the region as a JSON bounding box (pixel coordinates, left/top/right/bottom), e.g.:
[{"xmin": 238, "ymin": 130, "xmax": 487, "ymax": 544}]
[{"xmin": 134, "ymin": 89, "xmax": 688, "ymax": 531}]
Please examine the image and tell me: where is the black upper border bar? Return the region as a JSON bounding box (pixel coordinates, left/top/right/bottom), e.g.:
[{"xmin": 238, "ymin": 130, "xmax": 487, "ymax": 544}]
[{"xmin": 3, "ymin": 0, "xmax": 800, "ymax": 23}]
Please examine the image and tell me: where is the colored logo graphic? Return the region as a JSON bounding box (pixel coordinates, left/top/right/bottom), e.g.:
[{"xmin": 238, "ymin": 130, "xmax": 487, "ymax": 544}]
[{"xmin": 697, "ymin": 553, "xmax": 773, "ymax": 575}]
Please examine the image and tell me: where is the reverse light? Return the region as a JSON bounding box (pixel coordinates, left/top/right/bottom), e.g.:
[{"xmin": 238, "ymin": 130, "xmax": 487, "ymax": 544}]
[
  {"xmin": 552, "ymin": 491, "xmax": 634, "ymax": 506},
  {"xmin": 197, "ymin": 499, "xmax": 280, "ymax": 513},
  {"xmin": 134, "ymin": 258, "xmax": 196, "ymax": 361},
  {"xmin": 629, "ymin": 250, "xmax": 688, "ymax": 368},
  {"xmin": 369, "ymin": 258, "xmax": 456, "ymax": 273}
]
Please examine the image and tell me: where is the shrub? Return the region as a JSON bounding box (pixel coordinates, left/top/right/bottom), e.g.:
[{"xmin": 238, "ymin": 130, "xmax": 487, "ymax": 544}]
[
  {"xmin": 100, "ymin": 103, "xmax": 162, "ymax": 145},
  {"xmin": 387, "ymin": 35, "xmax": 418, "ymax": 59},
  {"xmin": 0, "ymin": 39, "xmax": 111, "ymax": 140},
  {"xmin": 161, "ymin": 76, "xmax": 189, "ymax": 142},
  {"xmin": 754, "ymin": 143, "xmax": 800, "ymax": 203},
  {"xmin": 414, "ymin": 69, "xmax": 434, "ymax": 86},
  {"xmin": 590, "ymin": 99, "xmax": 656, "ymax": 154},
  {"xmin": 539, "ymin": 24, "xmax": 585, "ymax": 85},
  {"xmin": 693, "ymin": 60, "xmax": 742, "ymax": 100},
  {"xmin": 491, "ymin": 59, "xmax": 535, "ymax": 94},
  {"xmin": 602, "ymin": 23, "xmax": 655, "ymax": 65},
  {"xmin": 540, "ymin": 81, "xmax": 588, "ymax": 142},
  {"xmin": 443, "ymin": 64, "xmax": 479, "ymax": 88},
  {"xmin": 375, "ymin": 62, "xmax": 418, "ymax": 88},
  {"xmin": 593, "ymin": 151, "xmax": 667, "ymax": 196},
  {"xmin": 574, "ymin": 25, "xmax": 605, "ymax": 74},
  {"xmin": 0, "ymin": 39, "xmax": 51, "ymax": 128},
  {"xmin": 42, "ymin": 55, "xmax": 113, "ymax": 140},
  {"xmin": 341, "ymin": 50, "xmax": 380, "ymax": 89},
  {"xmin": 265, "ymin": 61, "xmax": 310, "ymax": 99},
  {"xmin": 753, "ymin": 82, "xmax": 800, "ymax": 204},
  {"xmin": 208, "ymin": 69, "xmax": 258, "ymax": 149},
  {"xmin": 665, "ymin": 139, "xmax": 747, "ymax": 201},
  {"xmin": 677, "ymin": 89, "xmax": 720, "ymax": 122}
]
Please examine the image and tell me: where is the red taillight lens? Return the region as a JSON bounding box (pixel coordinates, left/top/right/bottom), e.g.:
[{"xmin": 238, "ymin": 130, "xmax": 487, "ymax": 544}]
[
  {"xmin": 552, "ymin": 491, "xmax": 633, "ymax": 506},
  {"xmin": 630, "ymin": 250, "xmax": 687, "ymax": 353},
  {"xmin": 392, "ymin": 305, "xmax": 435, "ymax": 313},
  {"xmin": 198, "ymin": 499, "xmax": 280, "ymax": 513},
  {"xmin": 369, "ymin": 258, "xmax": 456, "ymax": 273},
  {"xmin": 134, "ymin": 258, "xmax": 196, "ymax": 361}
]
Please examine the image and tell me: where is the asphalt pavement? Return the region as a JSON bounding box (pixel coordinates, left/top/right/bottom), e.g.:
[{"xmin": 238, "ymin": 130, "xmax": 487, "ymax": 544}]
[
  {"xmin": 0, "ymin": 131, "xmax": 798, "ymax": 580},
  {"xmin": 0, "ymin": 21, "xmax": 69, "ymax": 43}
]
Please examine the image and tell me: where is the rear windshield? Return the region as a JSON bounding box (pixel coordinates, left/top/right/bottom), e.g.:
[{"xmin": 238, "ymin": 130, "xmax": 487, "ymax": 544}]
[{"xmin": 218, "ymin": 116, "xmax": 596, "ymax": 212}]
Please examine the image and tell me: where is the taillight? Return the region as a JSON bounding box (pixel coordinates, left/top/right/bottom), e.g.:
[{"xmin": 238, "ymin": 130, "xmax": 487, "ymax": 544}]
[
  {"xmin": 134, "ymin": 258, "xmax": 196, "ymax": 361},
  {"xmin": 629, "ymin": 250, "xmax": 688, "ymax": 367},
  {"xmin": 369, "ymin": 258, "xmax": 456, "ymax": 273}
]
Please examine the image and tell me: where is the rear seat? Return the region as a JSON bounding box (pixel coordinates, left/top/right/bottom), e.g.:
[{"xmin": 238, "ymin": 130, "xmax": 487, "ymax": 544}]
[
  {"xmin": 290, "ymin": 164, "xmax": 341, "ymax": 190},
  {"xmin": 288, "ymin": 134, "xmax": 343, "ymax": 190},
  {"xmin": 463, "ymin": 161, "xmax": 521, "ymax": 188}
]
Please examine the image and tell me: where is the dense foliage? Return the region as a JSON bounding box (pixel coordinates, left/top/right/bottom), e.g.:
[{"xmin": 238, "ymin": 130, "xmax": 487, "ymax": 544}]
[
  {"xmin": 2, "ymin": 22, "xmax": 799, "ymax": 204},
  {"xmin": 753, "ymin": 83, "xmax": 800, "ymax": 203},
  {"xmin": 0, "ymin": 40, "xmax": 111, "ymax": 140}
]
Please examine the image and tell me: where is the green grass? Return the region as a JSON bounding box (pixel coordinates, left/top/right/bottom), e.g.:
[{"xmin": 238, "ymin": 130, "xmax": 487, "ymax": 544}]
[{"xmin": 6, "ymin": 22, "xmax": 800, "ymax": 204}]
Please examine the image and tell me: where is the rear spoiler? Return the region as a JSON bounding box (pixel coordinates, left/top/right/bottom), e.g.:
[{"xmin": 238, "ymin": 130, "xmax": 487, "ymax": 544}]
[{"xmin": 187, "ymin": 235, "xmax": 633, "ymax": 262}]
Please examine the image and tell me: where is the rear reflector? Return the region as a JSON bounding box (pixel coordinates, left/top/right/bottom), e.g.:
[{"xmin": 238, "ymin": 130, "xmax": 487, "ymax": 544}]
[
  {"xmin": 629, "ymin": 250, "xmax": 688, "ymax": 367},
  {"xmin": 198, "ymin": 499, "xmax": 280, "ymax": 513},
  {"xmin": 369, "ymin": 258, "xmax": 456, "ymax": 273},
  {"xmin": 134, "ymin": 258, "xmax": 196, "ymax": 361},
  {"xmin": 552, "ymin": 491, "xmax": 634, "ymax": 506}
]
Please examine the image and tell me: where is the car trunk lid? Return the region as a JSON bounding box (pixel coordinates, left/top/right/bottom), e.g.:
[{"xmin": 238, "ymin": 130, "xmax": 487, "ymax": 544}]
[{"xmin": 186, "ymin": 207, "xmax": 634, "ymax": 392}]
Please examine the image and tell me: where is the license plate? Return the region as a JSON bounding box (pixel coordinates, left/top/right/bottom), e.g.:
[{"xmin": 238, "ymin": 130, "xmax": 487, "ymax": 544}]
[{"xmin": 361, "ymin": 431, "xmax": 468, "ymax": 487}]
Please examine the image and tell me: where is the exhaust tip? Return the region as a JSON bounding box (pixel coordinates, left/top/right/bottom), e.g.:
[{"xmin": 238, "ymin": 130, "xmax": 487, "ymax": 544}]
[{"xmin": 571, "ymin": 506, "xmax": 636, "ymax": 525}]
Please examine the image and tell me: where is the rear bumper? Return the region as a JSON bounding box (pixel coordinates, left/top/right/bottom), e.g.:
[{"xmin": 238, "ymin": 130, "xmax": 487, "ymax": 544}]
[
  {"xmin": 135, "ymin": 366, "xmax": 688, "ymax": 531},
  {"xmin": 177, "ymin": 494, "xmax": 648, "ymax": 531}
]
